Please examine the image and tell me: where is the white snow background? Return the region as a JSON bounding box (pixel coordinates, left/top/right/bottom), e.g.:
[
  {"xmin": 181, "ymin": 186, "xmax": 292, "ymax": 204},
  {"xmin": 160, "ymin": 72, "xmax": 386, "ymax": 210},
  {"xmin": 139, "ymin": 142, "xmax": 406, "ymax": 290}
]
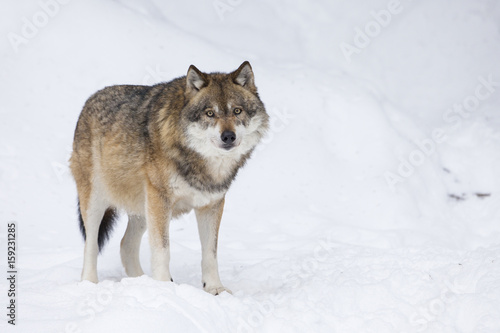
[{"xmin": 1, "ymin": 0, "xmax": 500, "ymax": 332}]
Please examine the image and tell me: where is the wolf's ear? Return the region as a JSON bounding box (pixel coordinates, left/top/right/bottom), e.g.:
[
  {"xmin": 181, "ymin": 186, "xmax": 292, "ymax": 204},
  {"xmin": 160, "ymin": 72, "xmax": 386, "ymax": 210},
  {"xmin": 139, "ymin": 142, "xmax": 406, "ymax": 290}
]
[
  {"xmin": 232, "ymin": 61, "xmax": 256, "ymax": 92},
  {"xmin": 186, "ymin": 65, "xmax": 208, "ymax": 95}
]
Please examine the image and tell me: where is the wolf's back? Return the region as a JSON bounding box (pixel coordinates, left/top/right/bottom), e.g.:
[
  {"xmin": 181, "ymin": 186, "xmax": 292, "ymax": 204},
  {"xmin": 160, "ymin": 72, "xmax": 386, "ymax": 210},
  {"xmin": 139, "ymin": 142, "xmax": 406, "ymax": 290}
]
[{"xmin": 76, "ymin": 85, "xmax": 153, "ymax": 136}]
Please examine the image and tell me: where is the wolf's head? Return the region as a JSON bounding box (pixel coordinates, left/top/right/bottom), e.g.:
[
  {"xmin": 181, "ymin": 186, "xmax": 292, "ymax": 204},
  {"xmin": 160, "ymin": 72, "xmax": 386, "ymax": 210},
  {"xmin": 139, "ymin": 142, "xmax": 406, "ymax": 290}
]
[{"xmin": 180, "ymin": 62, "xmax": 269, "ymax": 159}]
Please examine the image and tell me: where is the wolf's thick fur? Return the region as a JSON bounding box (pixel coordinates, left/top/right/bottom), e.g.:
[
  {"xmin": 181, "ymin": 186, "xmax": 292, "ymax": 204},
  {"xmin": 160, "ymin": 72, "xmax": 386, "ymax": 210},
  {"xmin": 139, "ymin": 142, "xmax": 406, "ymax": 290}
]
[{"xmin": 70, "ymin": 62, "xmax": 269, "ymax": 294}]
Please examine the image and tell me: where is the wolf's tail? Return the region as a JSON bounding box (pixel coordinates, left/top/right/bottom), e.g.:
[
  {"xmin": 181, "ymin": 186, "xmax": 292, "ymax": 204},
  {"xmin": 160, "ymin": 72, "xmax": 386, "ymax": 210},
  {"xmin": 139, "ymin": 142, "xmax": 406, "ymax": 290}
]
[{"xmin": 77, "ymin": 199, "xmax": 118, "ymax": 253}]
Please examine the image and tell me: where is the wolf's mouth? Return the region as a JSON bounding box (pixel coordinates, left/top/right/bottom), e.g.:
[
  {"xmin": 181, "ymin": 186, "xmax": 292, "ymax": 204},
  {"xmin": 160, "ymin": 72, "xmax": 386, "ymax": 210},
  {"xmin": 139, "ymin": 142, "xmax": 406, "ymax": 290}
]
[
  {"xmin": 210, "ymin": 138, "xmax": 240, "ymax": 151},
  {"xmin": 222, "ymin": 143, "xmax": 235, "ymax": 150}
]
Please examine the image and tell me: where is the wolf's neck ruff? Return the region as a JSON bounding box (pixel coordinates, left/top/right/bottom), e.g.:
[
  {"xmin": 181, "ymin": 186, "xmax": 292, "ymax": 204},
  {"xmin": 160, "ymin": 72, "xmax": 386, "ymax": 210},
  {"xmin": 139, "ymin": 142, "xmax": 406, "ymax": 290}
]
[{"xmin": 171, "ymin": 142, "xmax": 252, "ymax": 193}]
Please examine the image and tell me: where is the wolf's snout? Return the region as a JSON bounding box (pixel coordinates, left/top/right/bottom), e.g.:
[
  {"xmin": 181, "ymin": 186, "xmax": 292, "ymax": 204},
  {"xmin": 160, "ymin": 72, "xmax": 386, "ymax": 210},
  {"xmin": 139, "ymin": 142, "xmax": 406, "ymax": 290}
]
[{"xmin": 221, "ymin": 131, "xmax": 236, "ymax": 144}]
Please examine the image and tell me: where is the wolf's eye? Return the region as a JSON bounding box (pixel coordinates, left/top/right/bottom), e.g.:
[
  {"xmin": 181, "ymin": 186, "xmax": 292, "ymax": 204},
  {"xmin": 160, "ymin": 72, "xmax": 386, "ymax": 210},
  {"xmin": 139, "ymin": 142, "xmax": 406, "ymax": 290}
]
[
  {"xmin": 206, "ymin": 110, "xmax": 214, "ymax": 117},
  {"xmin": 234, "ymin": 108, "xmax": 242, "ymax": 115}
]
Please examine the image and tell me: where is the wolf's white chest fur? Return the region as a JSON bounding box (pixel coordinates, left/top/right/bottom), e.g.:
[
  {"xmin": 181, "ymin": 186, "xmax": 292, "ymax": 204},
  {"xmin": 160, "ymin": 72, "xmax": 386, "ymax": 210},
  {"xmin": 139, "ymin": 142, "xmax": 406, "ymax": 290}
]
[
  {"xmin": 170, "ymin": 174, "xmax": 225, "ymax": 210},
  {"xmin": 169, "ymin": 154, "xmax": 239, "ymax": 211}
]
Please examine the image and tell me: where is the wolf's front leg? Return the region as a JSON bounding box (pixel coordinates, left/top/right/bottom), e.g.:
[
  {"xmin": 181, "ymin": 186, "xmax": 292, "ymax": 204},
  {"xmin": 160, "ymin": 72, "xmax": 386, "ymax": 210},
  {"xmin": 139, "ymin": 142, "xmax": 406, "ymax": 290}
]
[
  {"xmin": 146, "ymin": 182, "xmax": 173, "ymax": 282},
  {"xmin": 195, "ymin": 198, "xmax": 232, "ymax": 295}
]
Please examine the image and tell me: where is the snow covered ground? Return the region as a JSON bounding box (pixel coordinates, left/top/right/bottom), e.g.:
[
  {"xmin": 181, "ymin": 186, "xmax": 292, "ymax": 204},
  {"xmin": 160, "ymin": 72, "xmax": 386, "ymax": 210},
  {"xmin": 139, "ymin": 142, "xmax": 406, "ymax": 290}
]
[{"xmin": 1, "ymin": 0, "xmax": 500, "ymax": 332}]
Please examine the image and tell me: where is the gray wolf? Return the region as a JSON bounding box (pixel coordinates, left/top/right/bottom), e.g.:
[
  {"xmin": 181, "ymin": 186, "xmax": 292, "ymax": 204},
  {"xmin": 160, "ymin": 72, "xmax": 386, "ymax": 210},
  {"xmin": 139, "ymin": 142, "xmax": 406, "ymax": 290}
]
[{"xmin": 69, "ymin": 61, "xmax": 269, "ymax": 295}]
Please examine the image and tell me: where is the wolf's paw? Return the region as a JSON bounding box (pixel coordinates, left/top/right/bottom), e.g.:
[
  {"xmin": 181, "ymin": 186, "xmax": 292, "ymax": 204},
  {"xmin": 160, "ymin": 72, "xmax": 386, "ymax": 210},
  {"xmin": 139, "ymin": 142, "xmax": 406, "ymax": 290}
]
[{"xmin": 204, "ymin": 283, "xmax": 232, "ymax": 296}]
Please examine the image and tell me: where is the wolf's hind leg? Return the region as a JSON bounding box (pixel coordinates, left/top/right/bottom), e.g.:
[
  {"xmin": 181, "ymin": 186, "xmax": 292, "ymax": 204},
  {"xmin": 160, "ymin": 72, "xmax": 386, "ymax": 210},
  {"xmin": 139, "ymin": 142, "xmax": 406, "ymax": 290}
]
[
  {"xmin": 121, "ymin": 215, "xmax": 146, "ymax": 277},
  {"xmin": 80, "ymin": 195, "xmax": 108, "ymax": 283}
]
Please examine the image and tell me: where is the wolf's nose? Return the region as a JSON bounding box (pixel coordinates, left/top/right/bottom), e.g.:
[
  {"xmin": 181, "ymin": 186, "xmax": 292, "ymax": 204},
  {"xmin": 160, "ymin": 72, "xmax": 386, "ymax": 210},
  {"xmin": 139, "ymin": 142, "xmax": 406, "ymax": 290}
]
[{"xmin": 221, "ymin": 131, "xmax": 236, "ymax": 143}]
